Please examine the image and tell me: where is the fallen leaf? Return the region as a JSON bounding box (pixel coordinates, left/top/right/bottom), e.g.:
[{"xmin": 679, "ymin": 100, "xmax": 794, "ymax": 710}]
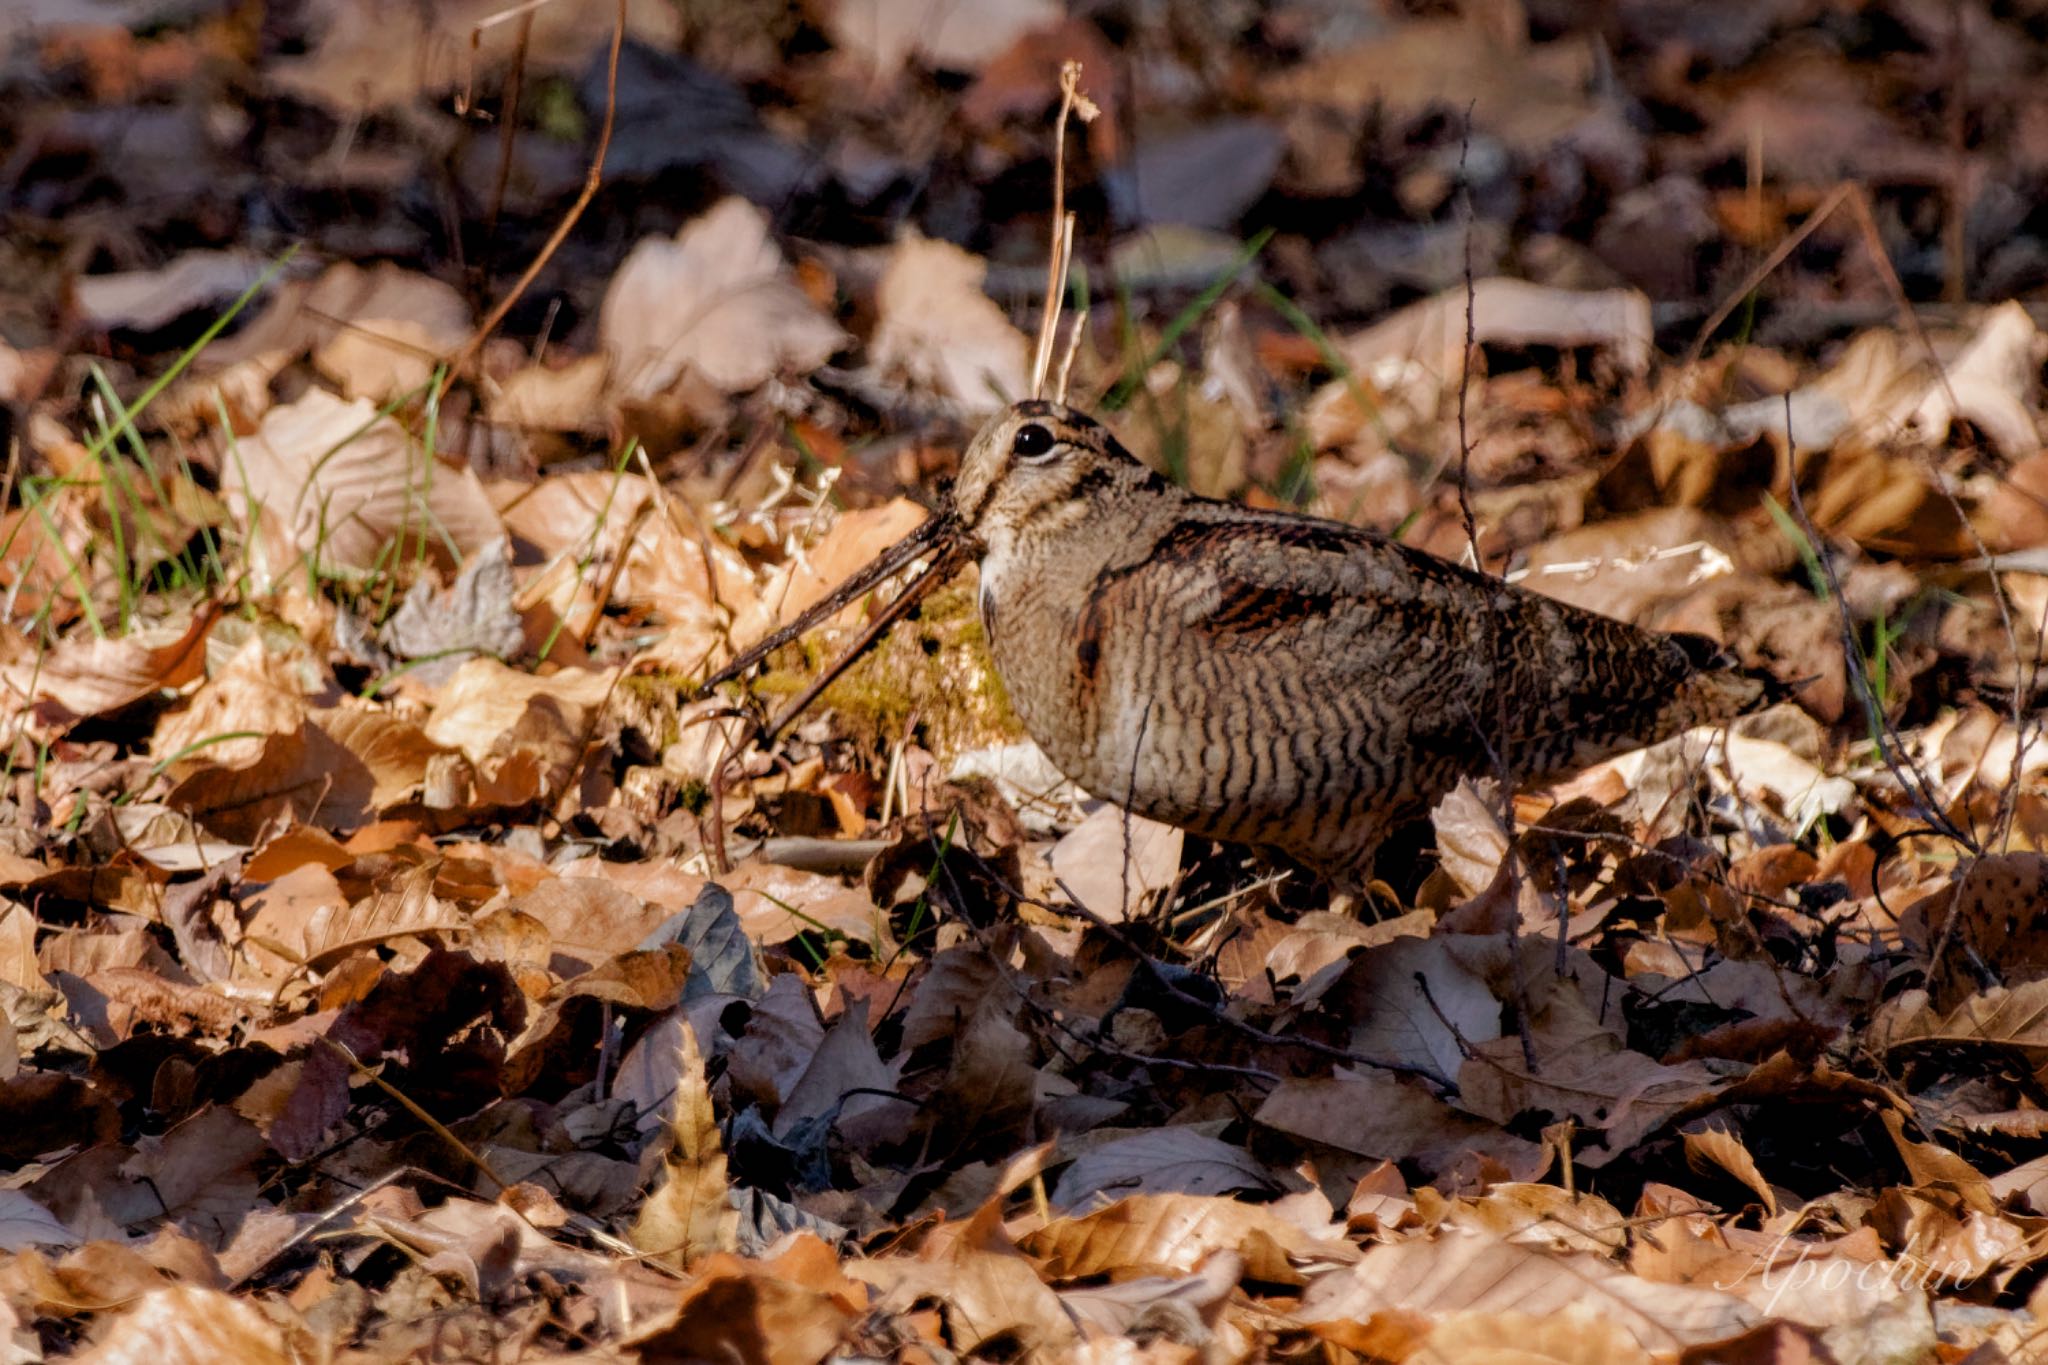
[
  {"xmin": 1049, "ymin": 804, "xmax": 1183, "ymax": 923},
  {"xmin": 628, "ymin": 1020, "xmax": 738, "ymax": 1269},
  {"xmin": 827, "ymin": 0, "xmax": 1062, "ymax": 77},
  {"xmin": 73, "ymin": 250, "xmax": 270, "ymax": 332},
  {"xmin": 225, "ymin": 387, "xmax": 505, "ymax": 579},
  {"xmin": 867, "ymin": 232, "xmax": 1032, "ymax": 412},
  {"xmin": 600, "ymin": 197, "xmax": 847, "ymax": 402}
]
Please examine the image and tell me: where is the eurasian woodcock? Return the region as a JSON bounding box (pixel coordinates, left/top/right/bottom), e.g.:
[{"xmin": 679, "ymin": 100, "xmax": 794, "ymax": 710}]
[
  {"xmin": 945, "ymin": 399, "xmax": 1772, "ymax": 880},
  {"xmin": 712, "ymin": 398, "xmax": 1775, "ymax": 883}
]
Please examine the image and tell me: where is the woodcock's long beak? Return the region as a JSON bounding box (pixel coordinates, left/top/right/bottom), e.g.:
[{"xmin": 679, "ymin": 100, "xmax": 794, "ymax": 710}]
[{"xmin": 692, "ymin": 508, "xmax": 970, "ymax": 741}]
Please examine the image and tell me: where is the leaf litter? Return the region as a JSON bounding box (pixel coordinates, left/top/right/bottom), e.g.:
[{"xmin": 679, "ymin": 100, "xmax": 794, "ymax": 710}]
[{"xmin": 3, "ymin": 3, "xmax": 2048, "ymax": 1362}]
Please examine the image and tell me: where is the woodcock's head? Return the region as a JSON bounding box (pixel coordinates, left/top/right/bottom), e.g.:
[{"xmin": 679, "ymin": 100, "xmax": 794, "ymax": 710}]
[{"xmin": 950, "ymin": 399, "xmax": 1148, "ymax": 549}]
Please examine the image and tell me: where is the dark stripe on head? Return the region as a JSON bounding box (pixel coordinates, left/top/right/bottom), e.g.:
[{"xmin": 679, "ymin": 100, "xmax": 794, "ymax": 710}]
[{"xmin": 1012, "ymin": 399, "xmax": 1102, "ymax": 430}]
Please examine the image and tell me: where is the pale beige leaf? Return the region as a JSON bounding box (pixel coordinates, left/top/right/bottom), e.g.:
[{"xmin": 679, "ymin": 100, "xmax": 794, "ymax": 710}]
[
  {"xmin": 1297, "ymin": 1230, "xmax": 1757, "ymax": 1352},
  {"xmin": 1417, "ymin": 1308, "xmax": 1653, "ymax": 1365},
  {"xmin": 488, "ymin": 353, "xmax": 609, "ymax": 432},
  {"xmin": 1307, "ymin": 279, "xmax": 1651, "ymax": 442},
  {"xmin": 227, "ymin": 387, "xmax": 505, "ymax": 577},
  {"xmin": 0, "ymin": 901, "xmax": 38, "ymax": 994},
  {"xmin": 1025, "ymin": 1192, "xmax": 1352, "ymax": 1284},
  {"xmin": 74, "ymin": 250, "xmax": 269, "ymax": 332},
  {"xmin": 868, "ymin": 233, "xmax": 1032, "ymax": 412},
  {"xmin": 304, "ymin": 261, "xmax": 471, "ymax": 401},
  {"xmin": 0, "ymin": 1190, "xmax": 77, "ymax": 1253},
  {"xmin": 78, "ymin": 1285, "xmax": 289, "ymax": 1365},
  {"xmin": 1901, "ymin": 301, "xmax": 2042, "ymax": 459},
  {"xmin": 1444, "ymin": 1185, "xmax": 1629, "ymax": 1257},
  {"xmin": 628, "ymin": 1020, "xmax": 737, "ymax": 1269},
  {"xmin": 422, "ymin": 657, "xmax": 617, "ymax": 765},
  {"xmin": 1050, "ymin": 804, "xmax": 1183, "ymax": 923},
  {"xmin": 828, "ymin": 0, "xmax": 1061, "ymax": 75},
  {"xmin": 722, "ymin": 860, "xmax": 892, "ymax": 947},
  {"xmin": 600, "ymin": 197, "xmax": 846, "ymax": 400}
]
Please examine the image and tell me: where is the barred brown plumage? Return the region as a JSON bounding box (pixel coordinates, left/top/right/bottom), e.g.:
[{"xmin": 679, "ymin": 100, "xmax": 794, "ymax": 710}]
[{"xmin": 950, "ymin": 398, "xmax": 1774, "ymax": 881}]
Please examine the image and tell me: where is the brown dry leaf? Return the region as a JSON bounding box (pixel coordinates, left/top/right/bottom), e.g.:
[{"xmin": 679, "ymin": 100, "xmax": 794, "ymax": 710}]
[
  {"xmin": 74, "ymin": 1285, "xmax": 290, "ymax": 1365},
  {"xmin": 917, "ymin": 1006, "xmax": 1036, "ymax": 1158},
  {"xmin": 315, "ymin": 704, "xmax": 449, "ymax": 811},
  {"xmin": 624, "ymin": 1252, "xmax": 857, "ymax": 1365},
  {"xmin": 828, "ymin": 0, "xmax": 1062, "ymax": 77},
  {"xmin": 1417, "ymin": 1309, "xmax": 1653, "ymax": 1365},
  {"xmin": 252, "ymin": 863, "xmax": 464, "ymax": 973},
  {"xmin": 867, "ymin": 233, "xmax": 1032, "ymax": 412},
  {"xmin": 422, "ymin": 658, "xmax": 616, "ymax": 799},
  {"xmin": 1516, "ymin": 508, "xmax": 1741, "ymax": 626},
  {"xmin": 1870, "ymin": 981, "xmax": 2048, "ymax": 1088},
  {"xmin": 773, "ymin": 1000, "xmax": 911, "ymax": 1150},
  {"xmin": 1458, "ymin": 986, "xmax": 1726, "ymax": 1163},
  {"xmin": 225, "ymin": 387, "xmax": 504, "ymax": 579},
  {"xmin": 723, "ymin": 860, "xmax": 891, "ymax": 947},
  {"xmin": 723, "ymin": 974, "xmax": 827, "ymax": 1112},
  {"xmin": 1442, "ymin": 1185, "xmax": 1630, "ymax": 1257},
  {"xmin": 1025, "ymin": 1192, "xmax": 1351, "ymax": 1284},
  {"xmin": 497, "ymin": 876, "xmax": 673, "ymax": 970},
  {"xmin": 0, "ymin": 901, "xmax": 38, "ymax": 994},
  {"xmin": 0, "ymin": 612, "xmax": 212, "ymax": 735},
  {"xmin": 267, "ymin": 0, "xmax": 679, "ymax": 113},
  {"xmin": 1309, "ymin": 279, "xmax": 1651, "ymax": 442},
  {"xmin": 628, "ymin": 1020, "xmax": 738, "ymax": 1269},
  {"xmin": 849, "ymin": 1199, "xmax": 1078, "ymax": 1357},
  {"xmin": 1331, "ymin": 936, "xmax": 1505, "ymax": 1088},
  {"xmin": 1264, "ymin": 17, "xmax": 1600, "ymax": 153},
  {"xmin": 1684, "ymin": 1128, "xmax": 1779, "ymax": 1216},
  {"xmin": 150, "ymin": 636, "xmax": 384, "ymax": 839},
  {"xmin": 1867, "ymin": 1185, "xmax": 2033, "ymax": 1285},
  {"xmin": 487, "ymin": 353, "xmax": 610, "ymax": 434},
  {"xmin": 168, "ymin": 261, "xmax": 465, "ymax": 425},
  {"xmin": 600, "ymin": 197, "xmax": 847, "ymax": 402},
  {"xmin": 501, "ymin": 469, "xmax": 758, "ymax": 668},
  {"xmin": 116, "ymin": 1106, "xmax": 268, "ymax": 1240},
  {"xmin": 900, "ymin": 945, "xmax": 1004, "ymax": 1049},
  {"xmin": 1256, "ymin": 1071, "xmax": 1547, "ymax": 1180},
  {"xmin": 751, "ymin": 497, "xmax": 932, "ymax": 636},
  {"xmin": 1297, "ymin": 1230, "xmax": 1757, "ymax": 1353}
]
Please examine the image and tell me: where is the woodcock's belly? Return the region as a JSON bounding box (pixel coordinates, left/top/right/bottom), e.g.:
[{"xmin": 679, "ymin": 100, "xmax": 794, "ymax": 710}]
[{"xmin": 981, "ymin": 569, "xmax": 1417, "ymax": 873}]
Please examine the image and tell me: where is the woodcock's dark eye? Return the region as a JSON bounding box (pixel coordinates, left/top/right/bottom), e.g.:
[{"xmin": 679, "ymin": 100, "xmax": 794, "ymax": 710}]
[{"xmin": 1012, "ymin": 423, "xmax": 1056, "ymax": 458}]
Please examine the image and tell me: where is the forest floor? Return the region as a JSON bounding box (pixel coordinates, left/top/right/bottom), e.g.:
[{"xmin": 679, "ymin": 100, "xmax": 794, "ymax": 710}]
[{"xmin": 1, "ymin": 2, "xmax": 2047, "ymax": 1361}]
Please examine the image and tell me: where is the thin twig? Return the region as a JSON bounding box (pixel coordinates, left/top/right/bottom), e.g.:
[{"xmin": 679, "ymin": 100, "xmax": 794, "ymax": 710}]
[
  {"xmin": 436, "ymin": 0, "xmax": 626, "ymax": 403},
  {"xmin": 1029, "ymin": 62, "xmax": 1098, "ymax": 400}
]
